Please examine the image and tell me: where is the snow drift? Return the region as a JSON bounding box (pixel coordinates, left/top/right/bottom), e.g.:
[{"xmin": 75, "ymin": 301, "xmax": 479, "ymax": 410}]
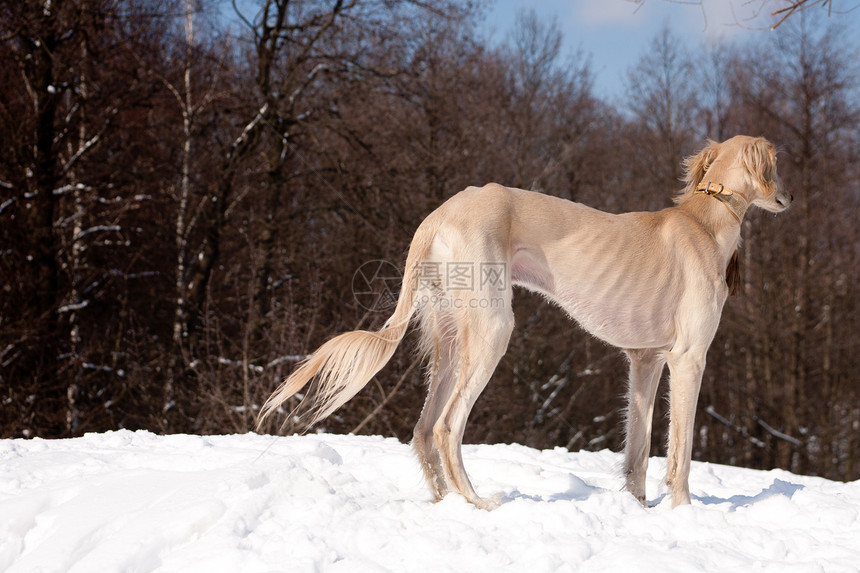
[{"xmin": 1, "ymin": 431, "xmax": 859, "ymax": 572}]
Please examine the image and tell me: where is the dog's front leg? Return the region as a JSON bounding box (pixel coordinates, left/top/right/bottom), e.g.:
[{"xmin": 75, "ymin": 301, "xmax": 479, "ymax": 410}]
[
  {"xmin": 664, "ymin": 349, "xmax": 706, "ymax": 507},
  {"xmin": 622, "ymin": 349, "xmax": 665, "ymax": 506}
]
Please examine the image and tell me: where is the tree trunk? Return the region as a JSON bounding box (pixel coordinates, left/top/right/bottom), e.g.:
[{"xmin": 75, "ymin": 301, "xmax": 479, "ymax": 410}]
[{"xmin": 21, "ymin": 12, "xmax": 63, "ymax": 433}]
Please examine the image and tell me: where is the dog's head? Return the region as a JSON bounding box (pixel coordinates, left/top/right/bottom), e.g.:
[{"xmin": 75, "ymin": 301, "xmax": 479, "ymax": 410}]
[{"xmin": 683, "ymin": 136, "xmax": 792, "ymax": 213}]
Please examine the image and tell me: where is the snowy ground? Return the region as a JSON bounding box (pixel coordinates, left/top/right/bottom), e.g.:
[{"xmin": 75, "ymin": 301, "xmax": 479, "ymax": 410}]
[{"xmin": 1, "ymin": 431, "xmax": 859, "ymax": 572}]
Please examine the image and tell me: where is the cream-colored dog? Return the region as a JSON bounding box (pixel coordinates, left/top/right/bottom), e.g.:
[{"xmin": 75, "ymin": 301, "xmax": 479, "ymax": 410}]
[{"xmin": 258, "ymin": 135, "xmax": 791, "ymax": 509}]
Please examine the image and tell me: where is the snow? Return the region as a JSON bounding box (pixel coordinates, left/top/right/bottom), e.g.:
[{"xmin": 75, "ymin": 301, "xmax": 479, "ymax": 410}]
[{"xmin": 1, "ymin": 431, "xmax": 859, "ymax": 572}]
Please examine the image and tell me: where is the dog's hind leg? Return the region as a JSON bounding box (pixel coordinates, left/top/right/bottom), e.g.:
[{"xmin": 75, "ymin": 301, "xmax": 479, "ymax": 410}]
[
  {"xmin": 413, "ymin": 309, "xmax": 458, "ymax": 501},
  {"xmin": 622, "ymin": 348, "xmax": 665, "ymax": 506},
  {"xmin": 433, "ymin": 306, "xmax": 514, "ymax": 510}
]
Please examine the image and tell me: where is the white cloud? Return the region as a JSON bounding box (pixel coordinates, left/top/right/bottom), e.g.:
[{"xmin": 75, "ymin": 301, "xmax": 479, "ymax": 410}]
[
  {"xmin": 575, "ymin": 0, "xmax": 772, "ymax": 36},
  {"xmin": 577, "ymin": 0, "xmax": 645, "ymax": 25}
]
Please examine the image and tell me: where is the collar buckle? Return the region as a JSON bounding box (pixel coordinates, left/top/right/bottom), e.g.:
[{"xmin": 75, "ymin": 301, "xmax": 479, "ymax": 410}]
[{"xmin": 693, "ymin": 181, "xmax": 749, "ymax": 223}]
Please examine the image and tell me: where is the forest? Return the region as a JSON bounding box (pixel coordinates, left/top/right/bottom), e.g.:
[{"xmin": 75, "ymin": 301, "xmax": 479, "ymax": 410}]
[{"xmin": 1, "ymin": 0, "xmax": 858, "ymax": 483}]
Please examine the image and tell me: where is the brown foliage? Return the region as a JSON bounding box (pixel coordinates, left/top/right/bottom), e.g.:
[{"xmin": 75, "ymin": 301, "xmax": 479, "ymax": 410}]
[{"xmin": 1, "ymin": 1, "xmax": 857, "ymax": 482}]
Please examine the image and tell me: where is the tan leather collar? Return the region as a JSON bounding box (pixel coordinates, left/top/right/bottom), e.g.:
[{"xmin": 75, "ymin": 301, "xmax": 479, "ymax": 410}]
[{"xmin": 694, "ymin": 182, "xmax": 749, "ymax": 223}]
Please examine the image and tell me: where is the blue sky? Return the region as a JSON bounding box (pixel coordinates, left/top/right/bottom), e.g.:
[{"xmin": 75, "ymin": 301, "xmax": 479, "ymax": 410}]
[{"xmin": 481, "ymin": 0, "xmax": 860, "ymax": 99}]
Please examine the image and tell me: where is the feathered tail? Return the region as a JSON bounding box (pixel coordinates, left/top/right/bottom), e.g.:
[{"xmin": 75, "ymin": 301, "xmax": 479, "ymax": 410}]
[{"xmin": 256, "ymin": 226, "xmax": 434, "ymax": 432}]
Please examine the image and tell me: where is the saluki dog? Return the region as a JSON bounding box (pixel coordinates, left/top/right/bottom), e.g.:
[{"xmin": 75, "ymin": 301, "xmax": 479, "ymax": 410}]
[{"xmin": 258, "ymin": 135, "xmax": 791, "ymax": 509}]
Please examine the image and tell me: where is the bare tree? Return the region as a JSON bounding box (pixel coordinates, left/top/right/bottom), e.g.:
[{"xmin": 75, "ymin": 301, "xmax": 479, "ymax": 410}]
[
  {"xmin": 0, "ymin": 0, "xmax": 174, "ymax": 434},
  {"xmin": 624, "ymin": 24, "xmax": 697, "ymax": 205}
]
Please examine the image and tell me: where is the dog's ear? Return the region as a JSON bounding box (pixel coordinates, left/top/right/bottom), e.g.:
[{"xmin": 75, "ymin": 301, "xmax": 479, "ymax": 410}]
[
  {"xmin": 682, "ymin": 140, "xmax": 720, "ymax": 192},
  {"xmin": 742, "ymin": 137, "xmax": 777, "ymax": 197}
]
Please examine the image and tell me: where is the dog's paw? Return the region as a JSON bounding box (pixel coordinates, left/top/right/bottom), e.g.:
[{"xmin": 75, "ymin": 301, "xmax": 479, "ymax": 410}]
[{"xmin": 473, "ymin": 492, "xmax": 503, "ymax": 511}]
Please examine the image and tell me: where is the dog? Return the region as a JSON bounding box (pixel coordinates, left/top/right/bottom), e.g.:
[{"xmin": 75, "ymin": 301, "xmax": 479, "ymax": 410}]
[{"xmin": 257, "ymin": 135, "xmax": 791, "ymax": 509}]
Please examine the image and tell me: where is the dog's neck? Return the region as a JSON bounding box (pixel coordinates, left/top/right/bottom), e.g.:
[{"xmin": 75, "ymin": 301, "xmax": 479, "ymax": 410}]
[
  {"xmin": 693, "ymin": 182, "xmax": 749, "ymax": 223},
  {"xmin": 678, "ymin": 182, "xmax": 745, "ymax": 262}
]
